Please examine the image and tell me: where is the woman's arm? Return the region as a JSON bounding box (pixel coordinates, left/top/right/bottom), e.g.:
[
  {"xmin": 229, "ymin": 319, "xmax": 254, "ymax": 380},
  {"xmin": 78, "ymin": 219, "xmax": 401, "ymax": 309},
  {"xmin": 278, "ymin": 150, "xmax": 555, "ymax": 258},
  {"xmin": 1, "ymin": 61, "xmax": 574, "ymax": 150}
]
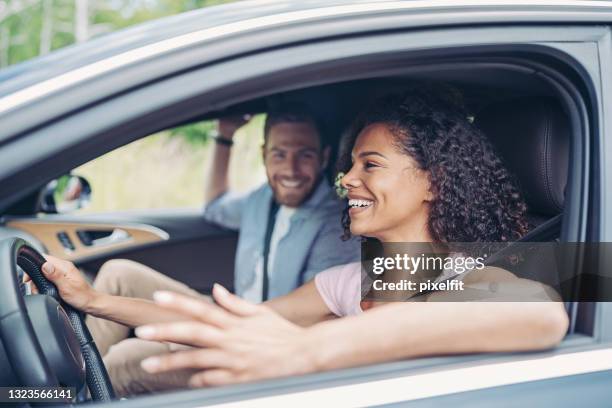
[
  {"xmin": 304, "ymin": 301, "xmax": 568, "ymax": 372},
  {"xmin": 25, "ymin": 255, "xmax": 188, "ymax": 327},
  {"xmin": 306, "ymin": 270, "xmax": 568, "ymax": 370},
  {"xmin": 264, "ymin": 280, "xmax": 335, "ymax": 326},
  {"xmin": 134, "ymin": 279, "xmax": 568, "ymax": 386},
  {"xmin": 86, "ymin": 292, "xmax": 190, "ymax": 327},
  {"xmin": 28, "ymin": 255, "xmax": 334, "ymax": 328}
]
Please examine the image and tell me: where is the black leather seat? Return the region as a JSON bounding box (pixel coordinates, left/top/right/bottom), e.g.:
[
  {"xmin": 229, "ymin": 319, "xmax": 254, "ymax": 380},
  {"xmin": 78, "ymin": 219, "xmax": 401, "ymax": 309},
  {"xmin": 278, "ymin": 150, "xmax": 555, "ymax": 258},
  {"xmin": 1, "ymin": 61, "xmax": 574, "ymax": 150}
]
[
  {"xmin": 476, "ymin": 96, "xmax": 570, "ymax": 235},
  {"xmin": 476, "ymin": 96, "xmax": 575, "ymax": 328}
]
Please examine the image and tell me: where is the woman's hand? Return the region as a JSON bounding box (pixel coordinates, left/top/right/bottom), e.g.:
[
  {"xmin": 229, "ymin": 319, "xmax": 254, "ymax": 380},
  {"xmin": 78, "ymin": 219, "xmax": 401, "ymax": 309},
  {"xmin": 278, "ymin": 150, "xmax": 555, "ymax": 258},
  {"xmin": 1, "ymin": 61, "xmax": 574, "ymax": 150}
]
[
  {"xmin": 135, "ymin": 284, "xmax": 317, "ymax": 386},
  {"xmin": 23, "ymin": 255, "xmax": 99, "ymax": 312}
]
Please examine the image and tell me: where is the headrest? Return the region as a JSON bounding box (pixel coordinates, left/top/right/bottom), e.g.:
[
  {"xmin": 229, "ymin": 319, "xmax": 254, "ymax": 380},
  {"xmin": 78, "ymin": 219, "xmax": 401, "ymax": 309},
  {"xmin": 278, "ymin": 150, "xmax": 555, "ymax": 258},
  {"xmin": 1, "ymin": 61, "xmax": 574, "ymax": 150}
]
[{"xmin": 476, "ymin": 97, "xmax": 570, "ymax": 217}]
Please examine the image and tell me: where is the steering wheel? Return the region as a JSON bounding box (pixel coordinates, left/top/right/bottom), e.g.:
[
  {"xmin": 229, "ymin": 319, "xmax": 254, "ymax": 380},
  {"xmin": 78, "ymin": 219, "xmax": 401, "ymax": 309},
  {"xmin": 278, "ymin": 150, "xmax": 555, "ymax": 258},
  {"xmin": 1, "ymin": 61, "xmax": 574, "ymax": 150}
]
[{"xmin": 0, "ymin": 238, "xmax": 115, "ymax": 401}]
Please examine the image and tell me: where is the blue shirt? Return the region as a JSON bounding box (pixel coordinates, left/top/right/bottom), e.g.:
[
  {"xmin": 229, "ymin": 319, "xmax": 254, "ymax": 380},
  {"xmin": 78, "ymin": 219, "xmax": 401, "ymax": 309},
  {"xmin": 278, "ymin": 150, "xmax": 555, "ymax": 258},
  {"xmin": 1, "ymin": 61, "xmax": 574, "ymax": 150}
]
[{"xmin": 203, "ymin": 180, "xmax": 360, "ymax": 299}]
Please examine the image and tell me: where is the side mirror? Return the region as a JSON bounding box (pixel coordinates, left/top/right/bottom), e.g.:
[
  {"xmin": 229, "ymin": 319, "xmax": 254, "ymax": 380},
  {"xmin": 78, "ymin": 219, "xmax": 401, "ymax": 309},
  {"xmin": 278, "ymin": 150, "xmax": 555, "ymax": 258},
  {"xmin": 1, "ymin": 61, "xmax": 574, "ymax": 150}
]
[{"xmin": 39, "ymin": 175, "xmax": 92, "ymax": 214}]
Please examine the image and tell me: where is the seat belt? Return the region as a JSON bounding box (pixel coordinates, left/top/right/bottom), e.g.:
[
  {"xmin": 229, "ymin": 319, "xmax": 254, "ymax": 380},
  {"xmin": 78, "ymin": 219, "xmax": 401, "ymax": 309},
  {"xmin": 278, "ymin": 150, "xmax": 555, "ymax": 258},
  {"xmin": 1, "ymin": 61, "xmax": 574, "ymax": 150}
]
[{"xmin": 261, "ymin": 199, "xmax": 279, "ymax": 302}]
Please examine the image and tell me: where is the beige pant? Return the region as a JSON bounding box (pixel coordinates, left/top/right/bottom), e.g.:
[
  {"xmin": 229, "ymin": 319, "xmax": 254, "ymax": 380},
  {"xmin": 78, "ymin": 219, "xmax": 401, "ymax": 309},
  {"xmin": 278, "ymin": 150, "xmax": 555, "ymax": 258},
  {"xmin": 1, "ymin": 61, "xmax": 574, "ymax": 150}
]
[{"xmin": 86, "ymin": 259, "xmax": 208, "ymax": 397}]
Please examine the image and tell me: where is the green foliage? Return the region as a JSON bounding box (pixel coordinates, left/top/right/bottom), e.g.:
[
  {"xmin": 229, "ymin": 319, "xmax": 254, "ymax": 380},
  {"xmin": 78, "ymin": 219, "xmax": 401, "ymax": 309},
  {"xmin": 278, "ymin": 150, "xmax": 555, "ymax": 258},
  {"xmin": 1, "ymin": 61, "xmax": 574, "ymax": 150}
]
[
  {"xmin": 2, "ymin": 3, "xmax": 45, "ymax": 65},
  {"xmin": 169, "ymin": 121, "xmax": 216, "ymax": 146},
  {"xmin": 90, "ymin": 0, "xmax": 236, "ymax": 31},
  {"xmin": 52, "ymin": 174, "xmax": 70, "ymax": 203},
  {"xmin": 0, "ymin": 0, "xmax": 236, "ymax": 67}
]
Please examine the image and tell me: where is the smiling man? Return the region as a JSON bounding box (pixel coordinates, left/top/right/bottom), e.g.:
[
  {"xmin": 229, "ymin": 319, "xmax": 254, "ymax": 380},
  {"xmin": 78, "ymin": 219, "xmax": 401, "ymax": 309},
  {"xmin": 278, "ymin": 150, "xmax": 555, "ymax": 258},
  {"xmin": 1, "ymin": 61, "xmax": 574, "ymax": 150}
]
[
  {"xmin": 84, "ymin": 104, "xmax": 360, "ymax": 396},
  {"xmin": 203, "ymin": 105, "xmax": 360, "ymax": 301}
]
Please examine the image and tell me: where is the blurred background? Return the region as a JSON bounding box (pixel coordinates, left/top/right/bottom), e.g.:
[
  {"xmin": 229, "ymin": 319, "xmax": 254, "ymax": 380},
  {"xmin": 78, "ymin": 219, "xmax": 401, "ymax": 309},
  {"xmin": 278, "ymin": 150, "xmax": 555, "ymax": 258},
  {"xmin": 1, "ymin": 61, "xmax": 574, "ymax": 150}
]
[{"xmin": 0, "ymin": 0, "xmax": 268, "ymax": 213}]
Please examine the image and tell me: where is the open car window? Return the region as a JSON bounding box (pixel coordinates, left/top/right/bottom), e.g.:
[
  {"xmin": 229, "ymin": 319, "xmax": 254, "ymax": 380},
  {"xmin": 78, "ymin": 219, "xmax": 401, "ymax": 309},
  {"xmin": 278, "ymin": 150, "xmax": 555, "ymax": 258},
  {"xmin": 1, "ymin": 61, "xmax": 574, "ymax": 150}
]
[{"xmin": 73, "ymin": 117, "xmax": 266, "ymax": 213}]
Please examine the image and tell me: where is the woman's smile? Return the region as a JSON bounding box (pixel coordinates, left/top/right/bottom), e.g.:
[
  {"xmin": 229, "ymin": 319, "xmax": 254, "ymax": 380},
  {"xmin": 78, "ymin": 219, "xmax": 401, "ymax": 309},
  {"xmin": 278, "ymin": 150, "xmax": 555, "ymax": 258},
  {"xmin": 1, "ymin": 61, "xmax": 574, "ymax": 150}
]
[{"xmin": 348, "ymin": 197, "xmax": 375, "ymax": 215}]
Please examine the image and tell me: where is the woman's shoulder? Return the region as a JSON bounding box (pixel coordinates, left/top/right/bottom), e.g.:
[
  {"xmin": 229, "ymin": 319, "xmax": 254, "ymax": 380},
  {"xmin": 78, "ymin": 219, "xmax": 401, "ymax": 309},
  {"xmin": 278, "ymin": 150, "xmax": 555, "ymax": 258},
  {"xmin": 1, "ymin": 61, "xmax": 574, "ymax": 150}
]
[
  {"xmin": 314, "ymin": 262, "xmax": 363, "ymax": 317},
  {"xmin": 317, "ymin": 262, "xmax": 361, "ymax": 281},
  {"xmin": 460, "ymin": 265, "xmax": 517, "ymax": 285}
]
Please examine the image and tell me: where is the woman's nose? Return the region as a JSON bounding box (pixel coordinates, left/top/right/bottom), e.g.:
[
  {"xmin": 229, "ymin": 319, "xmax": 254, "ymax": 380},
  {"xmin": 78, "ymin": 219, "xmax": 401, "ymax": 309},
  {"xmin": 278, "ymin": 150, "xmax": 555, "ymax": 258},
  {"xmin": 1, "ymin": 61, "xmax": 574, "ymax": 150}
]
[{"xmin": 341, "ymin": 166, "xmax": 361, "ymax": 189}]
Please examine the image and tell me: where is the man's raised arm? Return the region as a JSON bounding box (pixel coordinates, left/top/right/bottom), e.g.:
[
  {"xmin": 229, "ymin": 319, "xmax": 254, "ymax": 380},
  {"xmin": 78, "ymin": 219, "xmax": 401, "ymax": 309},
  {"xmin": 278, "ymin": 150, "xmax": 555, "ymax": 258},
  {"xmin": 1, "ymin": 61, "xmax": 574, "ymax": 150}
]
[{"xmin": 204, "ymin": 116, "xmax": 251, "ymax": 203}]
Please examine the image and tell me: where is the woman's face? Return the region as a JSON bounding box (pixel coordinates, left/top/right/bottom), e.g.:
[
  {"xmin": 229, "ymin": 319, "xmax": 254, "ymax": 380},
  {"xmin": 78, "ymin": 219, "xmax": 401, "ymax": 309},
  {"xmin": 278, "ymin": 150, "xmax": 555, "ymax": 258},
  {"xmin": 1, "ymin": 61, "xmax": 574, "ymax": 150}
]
[{"xmin": 341, "ymin": 123, "xmax": 433, "ymax": 242}]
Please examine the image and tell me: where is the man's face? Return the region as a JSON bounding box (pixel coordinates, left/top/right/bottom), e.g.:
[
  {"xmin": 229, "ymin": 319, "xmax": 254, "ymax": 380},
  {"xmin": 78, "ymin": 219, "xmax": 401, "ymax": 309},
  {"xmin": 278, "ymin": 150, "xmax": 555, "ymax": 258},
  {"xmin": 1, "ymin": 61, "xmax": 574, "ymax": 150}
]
[{"xmin": 263, "ymin": 122, "xmax": 330, "ymax": 208}]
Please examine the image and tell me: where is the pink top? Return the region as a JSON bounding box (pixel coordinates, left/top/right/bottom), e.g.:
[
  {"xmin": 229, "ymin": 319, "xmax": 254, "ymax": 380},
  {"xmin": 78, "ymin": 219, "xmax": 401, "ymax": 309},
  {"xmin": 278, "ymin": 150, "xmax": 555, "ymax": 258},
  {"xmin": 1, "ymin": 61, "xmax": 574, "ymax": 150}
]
[
  {"xmin": 314, "ymin": 258, "xmax": 471, "ymax": 317},
  {"xmin": 314, "ymin": 263, "xmax": 363, "ymax": 317}
]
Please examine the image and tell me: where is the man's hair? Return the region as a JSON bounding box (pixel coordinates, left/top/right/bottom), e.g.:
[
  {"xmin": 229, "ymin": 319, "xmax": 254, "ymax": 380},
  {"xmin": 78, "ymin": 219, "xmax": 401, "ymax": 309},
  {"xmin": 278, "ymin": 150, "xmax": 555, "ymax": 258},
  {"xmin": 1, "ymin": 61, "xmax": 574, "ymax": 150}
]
[{"xmin": 263, "ymin": 103, "xmax": 329, "ymax": 148}]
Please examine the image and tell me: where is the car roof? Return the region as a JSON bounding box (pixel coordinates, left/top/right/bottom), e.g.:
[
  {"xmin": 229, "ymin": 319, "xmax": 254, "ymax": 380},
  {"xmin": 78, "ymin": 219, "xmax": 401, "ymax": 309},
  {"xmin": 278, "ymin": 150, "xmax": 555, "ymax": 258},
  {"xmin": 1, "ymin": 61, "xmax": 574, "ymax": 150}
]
[
  {"xmin": 1, "ymin": 0, "xmax": 611, "ymax": 89},
  {"xmin": 0, "ymin": 0, "xmax": 386, "ymax": 96},
  {"xmin": 0, "ymin": 0, "xmax": 611, "ymax": 113}
]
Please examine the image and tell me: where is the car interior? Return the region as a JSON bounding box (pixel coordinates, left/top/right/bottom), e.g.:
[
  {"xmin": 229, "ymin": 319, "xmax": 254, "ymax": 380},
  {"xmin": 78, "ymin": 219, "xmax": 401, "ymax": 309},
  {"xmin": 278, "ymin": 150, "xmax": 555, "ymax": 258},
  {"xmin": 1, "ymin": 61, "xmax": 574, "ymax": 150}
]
[{"xmin": 0, "ymin": 56, "xmax": 591, "ymax": 402}]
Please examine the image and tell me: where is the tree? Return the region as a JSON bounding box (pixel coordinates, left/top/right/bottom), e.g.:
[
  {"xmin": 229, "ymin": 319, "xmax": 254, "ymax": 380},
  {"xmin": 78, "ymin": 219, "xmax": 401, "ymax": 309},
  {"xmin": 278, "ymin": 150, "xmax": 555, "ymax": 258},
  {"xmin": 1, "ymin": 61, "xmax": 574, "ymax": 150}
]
[{"xmin": 0, "ymin": 0, "xmax": 235, "ymax": 67}]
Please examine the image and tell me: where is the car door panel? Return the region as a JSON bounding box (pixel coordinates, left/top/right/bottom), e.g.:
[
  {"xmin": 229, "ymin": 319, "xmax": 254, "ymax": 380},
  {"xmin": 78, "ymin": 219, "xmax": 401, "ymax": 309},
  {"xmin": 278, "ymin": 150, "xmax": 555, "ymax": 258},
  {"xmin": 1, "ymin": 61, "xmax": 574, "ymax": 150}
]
[
  {"xmin": 5, "ymin": 219, "xmax": 169, "ymax": 261},
  {"xmin": 4, "ymin": 209, "xmax": 237, "ymax": 293}
]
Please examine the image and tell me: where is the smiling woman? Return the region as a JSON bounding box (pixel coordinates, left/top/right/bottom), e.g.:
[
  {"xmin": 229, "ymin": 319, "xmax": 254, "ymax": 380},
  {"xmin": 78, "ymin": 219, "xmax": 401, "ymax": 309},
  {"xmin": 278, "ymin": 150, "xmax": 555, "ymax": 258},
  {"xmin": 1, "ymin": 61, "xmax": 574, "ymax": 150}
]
[{"xmin": 337, "ymin": 84, "xmax": 528, "ymax": 244}]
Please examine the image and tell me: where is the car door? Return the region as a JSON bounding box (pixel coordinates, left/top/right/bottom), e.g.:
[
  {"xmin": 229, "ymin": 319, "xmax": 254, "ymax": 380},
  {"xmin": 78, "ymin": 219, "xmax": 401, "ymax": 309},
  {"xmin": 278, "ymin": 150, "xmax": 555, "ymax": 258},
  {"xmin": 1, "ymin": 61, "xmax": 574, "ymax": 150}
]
[
  {"xmin": 5, "ymin": 210, "xmax": 238, "ymax": 292},
  {"xmin": 77, "ymin": 9, "xmax": 608, "ymax": 408}
]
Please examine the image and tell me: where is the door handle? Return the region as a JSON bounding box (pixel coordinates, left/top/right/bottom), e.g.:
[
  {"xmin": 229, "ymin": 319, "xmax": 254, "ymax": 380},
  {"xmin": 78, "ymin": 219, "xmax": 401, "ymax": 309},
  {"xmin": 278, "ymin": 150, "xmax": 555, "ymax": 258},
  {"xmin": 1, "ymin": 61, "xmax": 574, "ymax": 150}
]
[
  {"xmin": 92, "ymin": 228, "xmax": 130, "ymax": 246},
  {"xmin": 76, "ymin": 229, "xmax": 131, "ymax": 247}
]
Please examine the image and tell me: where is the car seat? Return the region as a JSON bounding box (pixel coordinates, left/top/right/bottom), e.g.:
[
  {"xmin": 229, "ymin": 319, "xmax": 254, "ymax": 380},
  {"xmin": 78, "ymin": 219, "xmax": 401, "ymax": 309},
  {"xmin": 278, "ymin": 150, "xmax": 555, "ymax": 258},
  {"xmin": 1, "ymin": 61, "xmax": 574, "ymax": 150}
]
[{"xmin": 476, "ymin": 96, "xmax": 577, "ymax": 331}]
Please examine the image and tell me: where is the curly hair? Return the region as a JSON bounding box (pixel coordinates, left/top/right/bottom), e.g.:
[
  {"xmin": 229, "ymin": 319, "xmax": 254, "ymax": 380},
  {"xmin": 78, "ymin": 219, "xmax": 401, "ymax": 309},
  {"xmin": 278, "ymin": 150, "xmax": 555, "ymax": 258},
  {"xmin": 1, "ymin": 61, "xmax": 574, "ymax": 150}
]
[{"xmin": 337, "ymin": 84, "xmax": 528, "ymax": 243}]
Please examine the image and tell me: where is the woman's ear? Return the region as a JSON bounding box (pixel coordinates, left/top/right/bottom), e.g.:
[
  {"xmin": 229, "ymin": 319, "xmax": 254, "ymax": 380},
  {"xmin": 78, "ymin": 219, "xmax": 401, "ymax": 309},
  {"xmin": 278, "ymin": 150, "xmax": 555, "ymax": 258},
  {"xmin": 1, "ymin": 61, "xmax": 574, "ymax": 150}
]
[
  {"xmin": 424, "ymin": 174, "xmax": 434, "ymax": 201},
  {"xmin": 425, "ymin": 189, "xmax": 434, "ymax": 201}
]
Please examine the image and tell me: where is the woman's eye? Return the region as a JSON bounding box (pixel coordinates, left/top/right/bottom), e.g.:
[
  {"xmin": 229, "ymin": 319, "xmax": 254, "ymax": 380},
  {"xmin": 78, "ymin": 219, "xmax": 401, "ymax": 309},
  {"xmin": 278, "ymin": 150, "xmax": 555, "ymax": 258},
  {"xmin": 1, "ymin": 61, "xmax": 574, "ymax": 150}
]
[{"xmin": 365, "ymin": 162, "xmax": 379, "ymax": 169}]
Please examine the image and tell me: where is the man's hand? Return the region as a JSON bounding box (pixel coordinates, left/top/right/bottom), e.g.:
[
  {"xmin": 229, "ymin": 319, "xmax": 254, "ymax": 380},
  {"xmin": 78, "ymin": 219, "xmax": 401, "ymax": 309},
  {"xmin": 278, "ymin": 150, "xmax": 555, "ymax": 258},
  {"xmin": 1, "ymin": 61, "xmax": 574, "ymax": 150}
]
[
  {"xmin": 217, "ymin": 114, "xmax": 252, "ymax": 139},
  {"xmin": 135, "ymin": 284, "xmax": 316, "ymax": 386},
  {"xmin": 23, "ymin": 255, "xmax": 99, "ymax": 312}
]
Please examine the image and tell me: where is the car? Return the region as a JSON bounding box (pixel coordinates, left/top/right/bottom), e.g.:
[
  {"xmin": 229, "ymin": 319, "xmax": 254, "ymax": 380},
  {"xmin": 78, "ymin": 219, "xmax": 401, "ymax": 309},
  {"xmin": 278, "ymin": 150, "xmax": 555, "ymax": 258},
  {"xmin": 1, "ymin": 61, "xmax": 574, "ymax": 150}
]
[{"xmin": 1, "ymin": 0, "xmax": 612, "ymax": 406}]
